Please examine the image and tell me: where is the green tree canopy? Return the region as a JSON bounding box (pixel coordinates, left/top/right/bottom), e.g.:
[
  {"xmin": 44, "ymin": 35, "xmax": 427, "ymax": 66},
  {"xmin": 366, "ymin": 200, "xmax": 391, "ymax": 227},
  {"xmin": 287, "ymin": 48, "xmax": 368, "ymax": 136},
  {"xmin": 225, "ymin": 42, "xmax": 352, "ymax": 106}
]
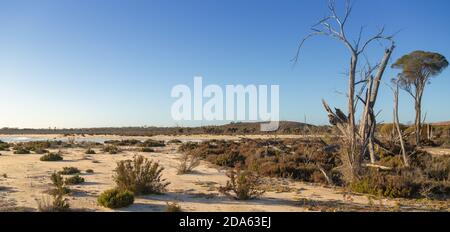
[{"xmin": 392, "ymin": 51, "xmax": 448, "ymax": 93}]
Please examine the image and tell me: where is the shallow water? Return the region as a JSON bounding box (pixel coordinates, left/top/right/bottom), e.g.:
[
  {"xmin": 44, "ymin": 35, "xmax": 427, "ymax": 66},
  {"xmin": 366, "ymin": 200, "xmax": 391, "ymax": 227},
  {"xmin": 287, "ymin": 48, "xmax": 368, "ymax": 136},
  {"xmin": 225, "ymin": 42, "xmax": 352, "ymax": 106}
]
[
  {"xmin": 0, "ymin": 136, "xmax": 109, "ymax": 143},
  {"xmin": 0, "ymin": 136, "xmax": 205, "ymax": 144}
]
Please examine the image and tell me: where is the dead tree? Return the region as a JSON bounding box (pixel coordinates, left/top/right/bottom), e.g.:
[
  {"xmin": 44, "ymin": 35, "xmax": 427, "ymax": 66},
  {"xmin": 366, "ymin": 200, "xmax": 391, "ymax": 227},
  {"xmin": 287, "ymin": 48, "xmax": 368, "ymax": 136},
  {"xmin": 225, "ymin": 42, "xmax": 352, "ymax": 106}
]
[
  {"xmin": 294, "ymin": 0, "xmax": 395, "ymax": 181},
  {"xmin": 390, "ymin": 80, "xmax": 409, "ymax": 167}
]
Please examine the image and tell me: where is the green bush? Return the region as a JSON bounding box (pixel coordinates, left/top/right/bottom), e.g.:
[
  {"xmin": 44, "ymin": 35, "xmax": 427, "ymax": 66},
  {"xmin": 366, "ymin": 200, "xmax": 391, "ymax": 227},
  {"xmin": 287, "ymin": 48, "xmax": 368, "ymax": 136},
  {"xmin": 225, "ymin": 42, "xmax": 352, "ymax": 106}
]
[
  {"xmin": 58, "ymin": 167, "xmax": 81, "ymax": 175},
  {"xmin": 219, "ymin": 169, "xmax": 265, "ymax": 200},
  {"xmin": 0, "ymin": 141, "xmax": 9, "ymax": 151},
  {"xmin": 114, "ymin": 155, "xmax": 169, "ymax": 195},
  {"xmin": 97, "ymin": 188, "xmax": 134, "ymax": 209},
  {"xmin": 64, "ymin": 175, "xmax": 85, "ymax": 185},
  {"xmin": 48, "ymin": 172, "xmax": 71, "ymax": 196},
  {"xmin": 141, "ymin": 147, "xmax": 155, "ymax": 153},
  {"xmin": 40, "ymin": 153, "xmax": 63, "ymax": 161},
  {"xmin": 13, "ymin": 147, "xmax": 30, "ymax": 154}
]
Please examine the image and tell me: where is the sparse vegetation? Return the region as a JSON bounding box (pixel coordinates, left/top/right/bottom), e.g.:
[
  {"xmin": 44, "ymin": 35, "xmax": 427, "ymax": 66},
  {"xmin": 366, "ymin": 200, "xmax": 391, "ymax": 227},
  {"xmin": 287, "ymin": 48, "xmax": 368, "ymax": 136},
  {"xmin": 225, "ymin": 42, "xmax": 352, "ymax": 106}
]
[
  {"xmin": 85, "ymin": 148, "xmax": 96, "ymax": 154},
  {"xmin": 64, "ymin": 175, "xmax": 85, "ymax": 185},
  {"xmin": 103, "ymin": 145, "xmax": 121, "ymax": 154},
  {"xmin": 40, "ymin": 152, "xmax": 63, "ymax": 161},
  {"xmin": 0, "ymin": 141, "xmax": 9, "ymax": 151},
  {"xmin": 219, "ymin": 169, "xmax": 265, "ymax": 200},
  {"xmin": 13, "ymin": 147, "xmax": 30, "ymax": 154},
  {"xmin": 97, "ymin": 188, "xmax": 134, "ymax": 209},
  {"xmin": 140, "ymin": 139, "xmax": 165, "ymax": 147},
  {"xmin": 141, "ymin": 147, "xmax": 155, "ymax": 153},
  {"xmin": 105, "ymin": 139, "xmax": 142, "ymax": 146},
  {"xmin": 58, "ymin": 167, "xmax": 81, "ymax": 175},
  {"xmin": 38, "ymin": 172, "xmax": 70, "ymax": 212},
  {"xmin": 86, "ymin": 169, "xmax": 94, "ymax": 174},
  {"xmin": 114, "ymin": 155, "xmax": 169, "ymax": 195}
]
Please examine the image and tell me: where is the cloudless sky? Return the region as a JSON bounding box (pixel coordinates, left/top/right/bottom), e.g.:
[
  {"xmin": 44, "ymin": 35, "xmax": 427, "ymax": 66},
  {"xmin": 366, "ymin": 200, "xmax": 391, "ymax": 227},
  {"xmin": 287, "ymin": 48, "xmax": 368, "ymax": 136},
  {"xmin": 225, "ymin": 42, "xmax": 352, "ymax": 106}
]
[{"xmin": 0, "ymin": 0, "xmax": 449, "ymax": 128}]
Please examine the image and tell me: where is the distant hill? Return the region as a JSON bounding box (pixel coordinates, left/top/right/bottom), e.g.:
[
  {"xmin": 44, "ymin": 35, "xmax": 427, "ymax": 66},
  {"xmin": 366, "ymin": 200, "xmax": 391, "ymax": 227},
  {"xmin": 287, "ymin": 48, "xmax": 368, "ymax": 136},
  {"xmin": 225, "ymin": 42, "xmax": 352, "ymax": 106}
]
[
  {"xmin": 0, "ymin": 121, "xmax": 330, "ymax": 136},
  {"xmin": 432, "ymin": 121, "xmax": 450, "ymax": 126}
]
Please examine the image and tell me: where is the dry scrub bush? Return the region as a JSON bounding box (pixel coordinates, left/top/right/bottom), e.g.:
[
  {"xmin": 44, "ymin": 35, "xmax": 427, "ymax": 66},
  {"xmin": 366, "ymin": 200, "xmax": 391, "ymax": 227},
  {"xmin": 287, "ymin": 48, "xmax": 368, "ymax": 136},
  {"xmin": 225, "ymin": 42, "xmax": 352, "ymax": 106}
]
[
  {"xmin": 64, "ymin": 175, "xmax": 85, "ymax": 185},
  {"xmin": 114, "ymin": 155, "xmax": 169, "ymax": 195},
  {"xmin": 58, "ymin": 167, "xmax": 81, "ymax": 175},
  {"xmin": 165, "ymin": 202, "xmax": 183, "ymax": 212},
  {"xmin": 140, "ymin": 139, "xmax": 165, "ymax": 147},
  {"xmin": 103, "ymin": 145, "xmax": 121, "ymax": 154},
  {"xmin": 85, "ymin": 148, "xmax": 96, "ymax": 154},
  {"xmin": 177, "ymin": 151, "xmax": 201, "ymax": 174},
  {"xmin": 179, "ymin": 139, "xmax": 342, "ymax": 185},
  {"xmin": 350, "ymin": 169, "xmax": 421, "ymax": 198},
  {"xmin": 141, "ymin": 147, "xmax": 155, "ymax": 152},
  {"xmin": 105, "ymin": 139, "xmax": 142, "ymax": 146},
  {"xmin": 40, "ymin": 152, "xmax": 63, "ymax": 162},
  {"xmin": 219, "ymin": 169, "xmax": 265, "ymax": 200}
]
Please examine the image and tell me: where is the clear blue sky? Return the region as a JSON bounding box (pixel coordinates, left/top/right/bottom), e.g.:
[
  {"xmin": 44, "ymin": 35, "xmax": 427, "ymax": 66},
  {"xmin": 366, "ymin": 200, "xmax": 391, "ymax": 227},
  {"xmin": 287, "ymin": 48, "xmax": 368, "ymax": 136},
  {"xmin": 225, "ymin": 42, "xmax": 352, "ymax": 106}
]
[{"xmin": 0, "ymin": 0, "xmax": 449, "ymax": 128}]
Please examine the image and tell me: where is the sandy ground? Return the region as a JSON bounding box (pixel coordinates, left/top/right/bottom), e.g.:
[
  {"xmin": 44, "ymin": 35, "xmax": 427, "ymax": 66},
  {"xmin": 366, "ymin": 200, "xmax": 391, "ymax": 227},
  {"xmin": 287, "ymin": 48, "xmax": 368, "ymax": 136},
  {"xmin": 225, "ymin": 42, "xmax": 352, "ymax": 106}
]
[{"xmin": 0, "ymin": 136, "xmax": 446, "ymax": 212}]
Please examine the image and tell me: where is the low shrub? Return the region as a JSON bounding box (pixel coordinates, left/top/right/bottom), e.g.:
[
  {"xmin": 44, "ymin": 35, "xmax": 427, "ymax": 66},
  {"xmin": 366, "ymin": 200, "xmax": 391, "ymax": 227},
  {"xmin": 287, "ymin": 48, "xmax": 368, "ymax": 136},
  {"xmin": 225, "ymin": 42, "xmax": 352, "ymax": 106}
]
[
  {"xmin": 64, "ymin": 175, "xmax": 85, "ymax": 185},
  {"xmin": 178, "ymin": 142, "xmax": 198, "ymax": 153},
  {"xmin": 42, "ymin": 172, "xmax": 71, "ymax": 211},
  {"xmin": 13, "ymin": 147, "xmax": 30, "ymax": 154},
  {"xmin": 36, "ymin": 195, "xmax": 70, "ymax": 212},
  {"xmin": 140, "ymin": 139, "xmax": 165, "ymax": 148},
  {"xmin": 85, "ymin": 148, "xmax": 96, "ymax": 154},
  {"xmin": 141, "ymin": 147, "xmax": 155, "ymax": 153},
  {"xmin": 168, "ymin": 139, "xmax": 182, "ymax": 144},
  {"xmin": 165, "ymin": 202, "xmax": 182, "ymax": 212},
  {"xmin": 40, "ymin": 153, "xmax": 63, "ymax": 162},
  {"xmin": 58, "ymin": 167, "xmax": 81, "ymax": 175},
  {"xmin": 105, "ymin": 139, "xmax": 142, "ymax": 146},
  {"xmin": 114, "ymin": 155, "xmax": 169, "ymax": 195},
  {"xmin": 219, "ymin": 169, "xmax": 265, "ymax": 200},
  {"xmin": 97, "ymin": 188, "xmax": 134, "ymax": 209},
  {"xmin": 103, "ymin": 145, "xmax": 121, "ymax": 154},
  {"xmin": 86, "ymin": 169, "xmax": 94, "ymax": 174},
  {"xmin": 0, "ymin": 141, "xmax": 9, "ymax": 151},
  {"xmin": 350, "ymin": 170, "xmax": 421, "ymax": 198}
]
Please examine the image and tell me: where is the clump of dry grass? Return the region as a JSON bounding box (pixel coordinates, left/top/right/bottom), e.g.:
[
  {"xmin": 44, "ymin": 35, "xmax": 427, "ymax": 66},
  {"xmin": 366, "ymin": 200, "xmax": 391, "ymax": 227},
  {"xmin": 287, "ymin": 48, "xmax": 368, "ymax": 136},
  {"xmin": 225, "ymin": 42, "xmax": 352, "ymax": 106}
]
[{"xmin": 177, "ymin": 151, "xmax": 200, "ymax": 174}]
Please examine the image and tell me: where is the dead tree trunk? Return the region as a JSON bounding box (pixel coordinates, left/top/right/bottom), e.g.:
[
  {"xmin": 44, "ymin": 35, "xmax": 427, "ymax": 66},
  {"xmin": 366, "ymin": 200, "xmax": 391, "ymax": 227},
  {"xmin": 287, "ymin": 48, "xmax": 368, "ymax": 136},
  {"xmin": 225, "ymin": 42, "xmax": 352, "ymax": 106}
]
[{"xmin": 392, "ymin": 82, "xmax": 409, "ymax": 167}]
